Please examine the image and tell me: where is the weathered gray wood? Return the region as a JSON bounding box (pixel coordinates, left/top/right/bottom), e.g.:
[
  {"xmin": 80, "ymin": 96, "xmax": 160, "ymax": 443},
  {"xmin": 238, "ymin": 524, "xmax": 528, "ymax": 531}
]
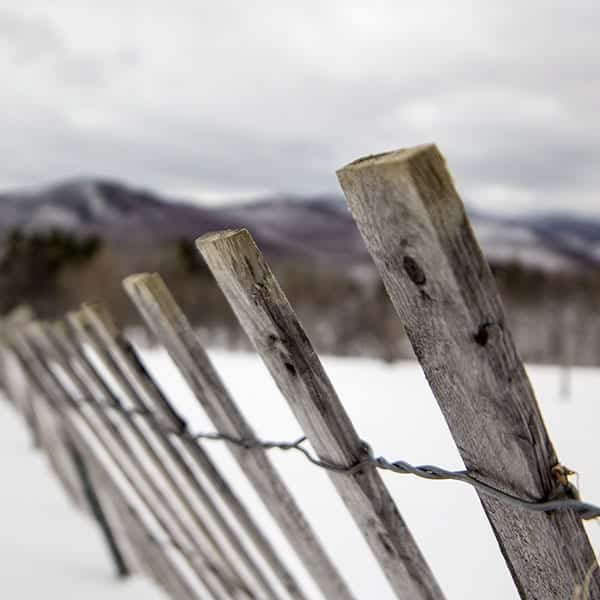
[
  {"xmin": 196, "ymin": 231, "xmax": 445, "ymax": 600},
  {"xmin": 123, "ymin": 272, "xmax": 355, "ymax": 600},
  {"xmin": 0, "ymin": 312, "xmax": 41, "ymax": 447},
  {"xmin": 101, "ymin": 485, "xmax": 194, "ymax": 599},
  {"xmin": 62, "ymin": 432, "xmax": 130, "ymax": 578},
  {"xmin": 5, "ymin": 337, "xmax": 204, "ymax": 600},
  {"xmin": 67, "ymin": 309, "xmax": 299, "ymax": 600},
  {"xmin": 51, "ymin": 318, "xmax": 277, "ymax": 600},
  {"xmin": 89, "ymin": 483, "xmax": 145, "ymax": 577},
  {"xmin": 11, "ymin": 329, "xmax": 227, "ymax": 600},
  {"xmin": 86, "ymin": 454, "xmax": 202, "ymax": 600},
  {"xmin": 34, "ymin": 398, "xmax": 88, "ymax": 508},
  {"xmin": 82, "ymin": 454, "xmax": 181, "ymax": 595},
  {"xmin": 86, "ymin": 455, "xmax": 202, "ymax": 600},
  {"xmin": 337, "ymin": 144, "xmax": 600, "ymax": 600},
  {"xmin": 40, "ymin": 321, "xmax": 256, "ymax": 598},
  {"xmin": 68, "ymin": 309, "xmax": 304, "ymax": 600}
]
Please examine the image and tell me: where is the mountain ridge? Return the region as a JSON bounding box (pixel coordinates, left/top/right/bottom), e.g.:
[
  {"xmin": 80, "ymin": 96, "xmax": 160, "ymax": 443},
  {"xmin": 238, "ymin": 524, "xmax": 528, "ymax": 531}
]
[{"xmin": 1, "ymin": 177, "xmax": 598, "ymax": 271}]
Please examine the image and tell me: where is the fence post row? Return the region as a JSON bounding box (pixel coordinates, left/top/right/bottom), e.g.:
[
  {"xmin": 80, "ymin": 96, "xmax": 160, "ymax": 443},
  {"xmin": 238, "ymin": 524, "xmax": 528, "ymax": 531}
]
[
  {"xmin": 71, "ymin": 303, "xmax": 311, "ymax": 600},
  {"xmin": 62, "ymin": 432, "xmax": 131, "ymax": 578},
  {"xmin": 0, "ymin": 307, "xmax": 41, "ymax": 447},
  {"xmin": 34, "ymin": 320, "xmax": 256, "ymax": 599},
  {"xmin": 3, "ymin": 332, "xmax": 202, "ymax": 600},
  {"xmin": 1, "ymin": 142, "xmax": 598, "ymax": 600},
  {"xmin": 196, "ymin": 230, "xmax": 446, "ymax": 600},
  {"xmin": 47, "ymin": 315, "xmax": 275, "ymax": 600},
  {"xmin": 52, "ymin": 317, "xmax": 283, "ymax": 599},
  {"xmin": 122, "ymin": 272, "xmax": 355, "ymax": 600},
  {"xmin": 14, "ymin": 325, "xmax": 234, "ymax": 599},
  {"xmin": 336, "ymin": 143, "xmax": 600, "ymax": 600}
]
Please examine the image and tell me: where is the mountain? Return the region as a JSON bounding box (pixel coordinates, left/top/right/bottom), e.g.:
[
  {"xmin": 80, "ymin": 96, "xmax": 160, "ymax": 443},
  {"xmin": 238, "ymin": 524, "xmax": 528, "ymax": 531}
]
[
  {"xmin": 1, "ymin": 177, "xmax": 598, "ymax": 271},
  {"xmin": 0, "ymin": 178, "xmax": 367, "ymax": 264}
]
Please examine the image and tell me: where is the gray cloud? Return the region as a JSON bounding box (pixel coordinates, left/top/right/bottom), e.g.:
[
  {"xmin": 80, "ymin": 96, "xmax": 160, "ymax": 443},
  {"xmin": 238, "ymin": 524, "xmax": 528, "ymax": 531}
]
[{"xmin": 1, "ymin": 1, "xmax": 598, "ymax": 214}]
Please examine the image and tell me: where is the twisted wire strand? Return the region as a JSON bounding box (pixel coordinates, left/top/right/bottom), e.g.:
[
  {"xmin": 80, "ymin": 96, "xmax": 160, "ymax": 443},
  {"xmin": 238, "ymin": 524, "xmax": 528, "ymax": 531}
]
[
  {"xmin": 182, "ymin": 430, "xmax": 600, "ymax": 520},
  {"xmin": 90, "ymin": 402, "xmax": 600, "ymax": 521}
]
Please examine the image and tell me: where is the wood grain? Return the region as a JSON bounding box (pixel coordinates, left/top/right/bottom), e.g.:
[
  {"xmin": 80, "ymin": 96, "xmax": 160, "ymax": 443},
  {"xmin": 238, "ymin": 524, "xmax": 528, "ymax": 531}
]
[
  {"xmin": 197, "ymin": 229, "xmax": 445, "ymax": 600},
  {"xmin": 14, "ymin": 326, "xmax": 232, "ymax": 600},
  {"xmin": 43, "ymin": 319, "xmax": 262, "ymax": 598},
  {"xmin": 123, "ymin": 272, "xmax": 354, "ymax": 600},
  {"xmin": 337, "ymin": 144, "xmax": 600, "ymax": 600},
  {"xmin": 52, "ymin": 318, "xmax": 277, "ymax": 600},
  {"xmin": 73, "ymin": 304, "xmax": 307, "ymax": 600},
  {"xmin": 6, "ymin": 333, "xmax": 204, "ymax": 600}
]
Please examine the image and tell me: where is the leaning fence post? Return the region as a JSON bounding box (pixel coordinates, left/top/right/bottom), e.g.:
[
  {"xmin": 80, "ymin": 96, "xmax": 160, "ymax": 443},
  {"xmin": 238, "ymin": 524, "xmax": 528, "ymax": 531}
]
[
  {"xmin": 337, "ymin": 144, "xmax": 599, "ymax": 600},
  {"xmin": 196, "ymin": 231, "xmax": 446, "ymax": 600},
  {"xmin": 10, "ymin": 329, "xmax": 218, "ymax": 599},
  {"xmin": 69, "ymin": 305, "xmax": 308, "ymax": 600},
  {"xmin": 62, "ymin": 433, "xmax": 130, "ymax": 578},
  {"xmin": 4, "ymin": 335, "xmax": 203, "ymax": 600},
  {"xmin": 119, "ymin": 277, "xmax": 354, "ymax": 600},
  {"xmin": 52, "ymin": 315, "xmax": 276, "ymax": 599}
]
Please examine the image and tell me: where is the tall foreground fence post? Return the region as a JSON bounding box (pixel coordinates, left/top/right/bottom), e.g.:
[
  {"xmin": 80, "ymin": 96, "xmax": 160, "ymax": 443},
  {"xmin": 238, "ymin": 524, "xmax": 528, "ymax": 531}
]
[
  {"xmin": 337, "ymin": 144, "xmax": 600, "ymax": 599},
  {"xmin": 197, "ymin": 231, "xmax": 445, "ymax": 600}
]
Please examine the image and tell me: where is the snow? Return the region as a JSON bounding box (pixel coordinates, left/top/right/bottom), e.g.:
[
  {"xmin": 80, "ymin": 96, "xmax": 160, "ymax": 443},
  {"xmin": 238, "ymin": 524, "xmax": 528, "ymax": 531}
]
[
  {"xmin": 28, "ymin": 204, "xmax": 82, "ymax": 230},
  {"xmin": 2, "ymin": 350, "xmax": 599, "ymax": 599},
  {"xmin": 473, "ymin": 221, "xmax": 575, "ymax": 271},
  {"xmin": 0, "ymin": 397, "xmax": 166, "ymax": 600}
]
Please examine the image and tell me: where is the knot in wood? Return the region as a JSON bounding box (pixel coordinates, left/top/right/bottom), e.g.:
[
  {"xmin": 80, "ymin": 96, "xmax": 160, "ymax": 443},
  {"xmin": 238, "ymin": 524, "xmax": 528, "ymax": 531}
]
[
  {"xmin": 473, "ymin": 321, "xmax": 499, "ymax": 347},
  {"xmin": 402, "ymin": 256, "xmax": 426, "ymax": 286},
  {"xmin": 551, "ymin": 464, "xmax": 580, "ymax": 500}
]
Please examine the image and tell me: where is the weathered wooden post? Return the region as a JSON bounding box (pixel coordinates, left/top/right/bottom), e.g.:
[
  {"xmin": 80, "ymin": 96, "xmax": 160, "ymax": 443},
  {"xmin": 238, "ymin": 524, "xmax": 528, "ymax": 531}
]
[
  {"xmin": 196, "ymin": 232, "xmax": 445, "ymax": 600},
  {"xmin": 0, "ymin": 307, "xmax": 40, "ymax": 447},
  {"xmin": 337, "ymin": 144, "xmax": 599, "ymax": 600},
  {"xmin": 70, "ymin": 305, "xmax": 309, "ymax": 600},
  {"xmin": 41, "ymin": 319, "xmax": 262, "ymax": 598},
  {"xmin": 121, "ymin": 276, "xmax": 355, "ymax": 600},
  {"xmin": 10, "ymin": 328, "xmax": 224, "ymax": 599},
  {"xmin": 4, "ymin": 334, "xmax": 203, "ymax": 599},
  {"xmin": 54, "ymin": 314, "xmax": 280, "ymax": 600},
  {"xmin": 62, "ymin": 433, "xmax": 130, "ymax": 578}
]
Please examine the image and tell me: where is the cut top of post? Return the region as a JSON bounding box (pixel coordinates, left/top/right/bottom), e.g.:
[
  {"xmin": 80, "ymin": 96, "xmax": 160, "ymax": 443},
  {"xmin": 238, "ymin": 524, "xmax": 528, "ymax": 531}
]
[
  {"xmin": 340, "ymin": 144, "xmax": 435, "ymax": 171},
  {"xmin": 336, "ymin": 142, "xmax": 599, "ymax": 600},
  {"xmin": 197, "ymin": 227, "xmax": 446, "ymax": 600}
]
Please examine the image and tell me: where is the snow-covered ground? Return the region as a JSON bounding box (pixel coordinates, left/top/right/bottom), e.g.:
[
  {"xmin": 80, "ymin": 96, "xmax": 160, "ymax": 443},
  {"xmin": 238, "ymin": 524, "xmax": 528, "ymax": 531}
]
[
  {"xmin": 0, "ymin": 395, "xmax": 166, "ymax": 600},
  {"xmin": 2, "ymin": 350, "xmax": 599, "ymax": 599}
]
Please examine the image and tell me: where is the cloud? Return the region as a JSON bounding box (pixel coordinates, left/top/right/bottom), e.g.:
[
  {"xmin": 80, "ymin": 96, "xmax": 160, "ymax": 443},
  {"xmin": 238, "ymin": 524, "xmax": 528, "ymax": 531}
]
[{"xmin": 1, "ymin": 1, "xmax": 598, "ymax": 214}]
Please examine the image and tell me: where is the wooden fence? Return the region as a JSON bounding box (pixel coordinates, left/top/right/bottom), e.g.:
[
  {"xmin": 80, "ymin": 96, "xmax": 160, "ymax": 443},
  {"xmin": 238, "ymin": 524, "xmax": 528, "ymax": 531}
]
[{"xmin": 0, "ymin": 144, "xmax": 598, "ymax": 600}]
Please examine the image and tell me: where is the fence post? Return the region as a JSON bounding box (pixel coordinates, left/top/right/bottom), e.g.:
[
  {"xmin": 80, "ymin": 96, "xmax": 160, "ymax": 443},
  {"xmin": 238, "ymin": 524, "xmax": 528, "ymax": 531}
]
[
  {"xmin": 62, "ymin": 433, "xmax": 130, "ymax": 578},
  {"xmin": 9, "ymin": 329, "xmax": 222, "ymax": 599},
  {"xmin": 1, "ymin": 308, "xmax": 40, "ymax": 447},
  {"xmin": 26, "ymin": 391, "xmax": 89, "ymax": 508},
  {"xmin": 4, "ymin": 334, "xmax": 204, "ymax": 600},
  {"xmin": 118, "ymin": 279, "xmax": 356, "ymax": 600},
  {"xmin": 52, "ymin": 316, "xmax": 279, "ymax": 600},
  {"xmin": 68, "ymin": 306, "xmax": 308, "ymax": 600},
  {"xmin": 337, "ymin": 144, "xmax": 599, "ymax": 600},
  {"xmin": 90, "ymin": 469, "xmax": 200, "ymax": 600},
  {"xmin": 42, "ymin": 320, "xmax": 259, "ymax": 598},
  {"xmin": 196, "ymin": 232, "xmax": 446, "ymax": 600}
]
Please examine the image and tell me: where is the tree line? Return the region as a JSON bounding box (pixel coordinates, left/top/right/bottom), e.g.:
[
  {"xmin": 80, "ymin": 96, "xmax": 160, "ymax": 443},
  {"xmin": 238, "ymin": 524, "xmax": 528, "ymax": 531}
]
[{"xmin": 1, "ymin": 227, "xmax": 599, "ymax": 365}]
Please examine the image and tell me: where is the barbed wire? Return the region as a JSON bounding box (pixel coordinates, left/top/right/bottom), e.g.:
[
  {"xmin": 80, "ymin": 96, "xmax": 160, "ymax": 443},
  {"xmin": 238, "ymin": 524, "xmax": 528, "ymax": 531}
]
[{"xmin": 98, "ymin": 403, "xmax": 600, "ymax": 521}]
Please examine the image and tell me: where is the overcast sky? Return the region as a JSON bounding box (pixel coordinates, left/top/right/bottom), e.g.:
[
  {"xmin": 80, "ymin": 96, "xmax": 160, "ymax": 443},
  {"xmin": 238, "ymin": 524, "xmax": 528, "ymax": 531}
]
[{"xmin": 1, "ymin": 1, "xmax": 598, "ymax": 214}]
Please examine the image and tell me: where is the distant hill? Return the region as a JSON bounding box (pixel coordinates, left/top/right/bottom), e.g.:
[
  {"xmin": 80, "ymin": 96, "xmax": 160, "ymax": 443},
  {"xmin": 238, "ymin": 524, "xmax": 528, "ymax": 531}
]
[{"xmin": 1, "ymin": 177, "xmax": 599, "ymax": 271}]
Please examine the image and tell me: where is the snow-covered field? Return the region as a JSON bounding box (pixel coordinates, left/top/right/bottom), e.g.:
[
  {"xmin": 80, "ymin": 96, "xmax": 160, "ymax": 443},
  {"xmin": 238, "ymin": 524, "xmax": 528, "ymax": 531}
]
[{"xmin": 2, "ymin": 349, "xmax": 599, "ymax": 599}]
